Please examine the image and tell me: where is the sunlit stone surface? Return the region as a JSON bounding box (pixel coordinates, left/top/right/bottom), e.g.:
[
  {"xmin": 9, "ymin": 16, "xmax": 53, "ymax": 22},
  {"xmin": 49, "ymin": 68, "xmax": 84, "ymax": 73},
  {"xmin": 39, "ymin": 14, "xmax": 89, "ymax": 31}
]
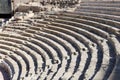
[{"xmin": 0, "ymin": 0, "xmax": 120, "ymax": 80}]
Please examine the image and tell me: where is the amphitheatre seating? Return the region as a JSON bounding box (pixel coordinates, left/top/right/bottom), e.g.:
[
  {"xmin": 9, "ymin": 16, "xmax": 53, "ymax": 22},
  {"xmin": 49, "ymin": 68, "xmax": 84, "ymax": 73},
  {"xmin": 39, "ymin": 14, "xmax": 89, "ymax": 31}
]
[
  {"xmin": 0, "ymin": 39, "xmax": 44, "ymax": 74},
  {"xmin": 0, "ymin": 48, "xmax": 27, "ymax": 79},
  {"xmin": 43, "ymin": 14, "xmax": 113, "ymax": 79},
  {"xmin": 0, "ymin": 0, "xmax": 119, "ymax": 80},
  {"xmin": 77, "ymin": 6, "xmax": 120, "ymax": 15},
  {"xmin": 55, "ymin": 12, "xmax": 120, "ymax": 33},
  {"xmin": 0, "ymin": 55, "xmax": 13, "ymax": 79},
  {"xmin": 3, "ymin": 56, "xmax": 19, "ymax": 80},
  {"xmin": 38, "ymin": 32, "xmax": 78, "ymax": 80},
  {"xmin": 28, "ymin": 17, "xmax": 102, "ymax": 79},
  {"xmin": 32, "ymin": 12, "xmax": 117, "ymax": 79}
]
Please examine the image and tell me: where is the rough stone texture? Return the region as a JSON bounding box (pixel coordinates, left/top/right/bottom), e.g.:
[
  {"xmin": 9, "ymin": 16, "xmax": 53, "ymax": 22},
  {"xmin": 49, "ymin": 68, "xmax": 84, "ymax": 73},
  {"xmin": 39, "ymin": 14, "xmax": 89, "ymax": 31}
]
[{"xmin": 0, "ymin": 0, "xmax": 120, "ymax": 80}]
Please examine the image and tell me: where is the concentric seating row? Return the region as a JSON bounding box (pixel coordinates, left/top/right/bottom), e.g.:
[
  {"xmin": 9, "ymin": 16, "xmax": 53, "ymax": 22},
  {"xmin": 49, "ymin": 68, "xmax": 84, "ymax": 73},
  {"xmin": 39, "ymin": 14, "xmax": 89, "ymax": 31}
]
[
  {"xmin": 0, "ymin": 0, "xmax": 119, "ymax": 80},
  {"xmin": 26, "ymin": 11, "xmax": 117, "ymax": 79},
  {"xmin": 1, "ymin": 12, "xmax": 116, "ymax": 79}
]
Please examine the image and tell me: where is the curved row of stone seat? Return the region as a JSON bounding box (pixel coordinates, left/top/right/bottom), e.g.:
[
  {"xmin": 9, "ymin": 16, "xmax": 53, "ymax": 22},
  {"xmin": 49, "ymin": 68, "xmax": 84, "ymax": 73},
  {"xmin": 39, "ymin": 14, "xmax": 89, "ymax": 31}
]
[
  {"xmin": 16, "ymin": 24, "xmax": 84, "ymax": 79},
  {"xmin": 45, "ymin": 12, "xmax": 116, "ymax": 57},
  {"xmin": 2, "ymin": 18, "xmax": 116, "ymax": 80},
  {"xmin": 46, "ymin": 13, "xmax": 120, "ymax": 47},
  {"xmin": 30, "ymin": 14, "xmax": 117, "ymax": 79},
  {"xmin": 47, "ymin": 18, "xmax": 109, "ymax": 38},
  {"xmin": 4, "ymin": 25, "xmax": 27, "ymax": 30},
  {"xmin": 48, "ymin": 26, "xmax": 111, "ymax": 79},
  {"xmin": 0, "ymin": 30, "xmax": 73, "ymax": 79},
  {"xmin": 42, "ymin": 29, "xmax": 87, "ymax": 79},
  {"xmin": 37, "ymin": 31, "xmax": 81, "ymax": 79},
  {"xmin": 54, "ymin": 12, "xmax": 119, "ymax": 28},
  {"xmin": 74, "ymin": 9, "xmax": 120, "ymax": 22},
  {"xmin": 56, "ymin": 17, "xmax": 120, "ymax": 43},
  {"xmin": 5, "ymin": 38, "xmax": 44, "ymax": 72},
  {"xmin": 0, "ymin": 32, "xmax": 52, "ymax": 79},
  {"xmin": 81, "ymin": 1, "xmax": 120, "ymax": 3},
  {"xmin": 0, "ymin": 41, "xmax": 37, "ymax": 79},
  {"xmin": 18, "ymin": 40, "xmax": 53, "ymax": 79},
  {"xmin": 0, "ymin": 54, "xmax": 14, "ymax": 80},
  {"xmin": 1, "ymin": 19, "xmax": 89, "ymax": 79},
  {"xmin": 42, "ymin": 26, "xmax": 111, "ymax": 79},
  {"xmin": 38, "ymin": 32, "xmax": 79, "ymax": 79},
  {"xmin": 47, "ymin": 11, "xmax": 120, "ymax": 52},
  {"xmin": 8, "ymin": 22, "xmax": 32, "ymax": 28},
  {"xmin": 9, "ymin": 14, "xmax": 115, "ymax": 79},
  {"xmin": 29, "ymin": 35, "xmax": 66, "ymax": 79},
  {"xmin": 3, "ymin": 23, "xmax": 77, "ymax": 56},
  {"xmin": 26, "ymin": 14, "xmax": 118, "ymax": 79},
  {"xmin": 80, "ymin": 2, "xmax": 120, "ymax": 7},
  {"xmin": 42, "ymin": 23, "xmax": 98, "ymax": 78},
  {"xmin": 57, "ymin": 12, "xmax": 120, "ymax": 30},
  {"xmin": 0, "ymin": 25, "xmax": 114, "ymax": 79},
  {"xmin": 27, "ymin": 18, "xmax": 103, "ymax": 79},
  {"xmin": 1, "ymin": 2, "xmax": 119, "ymax": 79},
  {"xmin": 21, "ymin": 26, "xmax": 88, "ymax": 79},
  {"xmin": 48, "ymin": 12, "xmax": 120, "ymax": 30},
  {"xmin": 75, "ymin": 1, "xmax": 120, "ymax": 22},
  {"xmin": 1, "ymin": 55, "xmax": 19, "ymax": 80},
  {"xmin": 0, "ymin": 48, "xmax": 26, "ymax": 80},
  {"xmin": 79, "ymin": 5, "xmax": 120, "ymax": 12},
  {"xmin": 76, "ymin": 8, "xmax": 120, "ymax": 16},
  {"xmin": 33, "ymin": 11, "xmax": 118, "ymax": 79},
  {"xmin": 0, "ymin": 33, "xmax": 50, "ymax": 78},
  {"xmin": 76, "ymin": 3, "xmax": 119, "ymax": 15},
  {"xmin": 4, "ymin": 20, "xmax": 81, "ymax": 57},
  {"xmin": 30, "ymin": 16, "xmax": 107, "ymax": 41},
  {"xmin": 42, "ymin": 28, "xmax": 94, "ymax": 79}
]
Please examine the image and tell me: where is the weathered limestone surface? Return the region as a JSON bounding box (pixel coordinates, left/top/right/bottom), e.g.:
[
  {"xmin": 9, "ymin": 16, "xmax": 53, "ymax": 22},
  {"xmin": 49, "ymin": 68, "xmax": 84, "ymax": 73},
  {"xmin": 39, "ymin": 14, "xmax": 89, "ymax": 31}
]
[{"xmin": 0, "ymin": 0, "xmax": 120, "ymax": 80}]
